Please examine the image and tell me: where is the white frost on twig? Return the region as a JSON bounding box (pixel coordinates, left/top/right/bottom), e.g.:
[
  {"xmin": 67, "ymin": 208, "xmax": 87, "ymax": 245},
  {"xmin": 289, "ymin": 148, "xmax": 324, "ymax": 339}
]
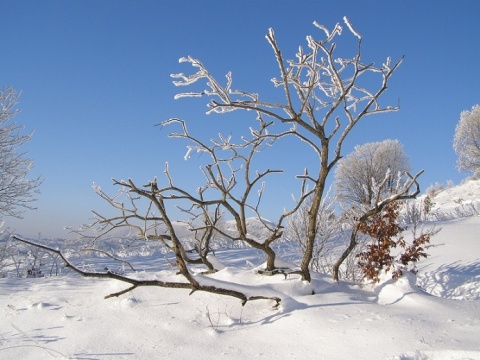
[
  {"xmin": 184, "ymin": 146, "xmax": 194, "ymax": 161},
  {"xmin": 343, "ymin": 17, "xmax": 361, "ymax": 40}
]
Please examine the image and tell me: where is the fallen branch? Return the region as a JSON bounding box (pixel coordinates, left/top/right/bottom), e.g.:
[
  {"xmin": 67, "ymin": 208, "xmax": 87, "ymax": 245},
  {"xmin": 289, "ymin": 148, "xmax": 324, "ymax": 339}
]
[{"xmin": 10, "ymin": 235, "xmax": 281, "ymax": 306}]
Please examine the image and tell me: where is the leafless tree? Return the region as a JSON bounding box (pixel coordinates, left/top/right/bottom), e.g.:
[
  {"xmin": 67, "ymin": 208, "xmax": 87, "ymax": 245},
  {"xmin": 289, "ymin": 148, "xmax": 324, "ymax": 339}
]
[
  {"xmin": 172, "ymin": 17, "xmax": 405, "ymax": 281},
  {"xmin": 0, "ymin": 87, "xmax": 41, "ymax": 219},
  {"xmin": 74, "ymin": 113, "xmax": 301, "ymax": 267}
]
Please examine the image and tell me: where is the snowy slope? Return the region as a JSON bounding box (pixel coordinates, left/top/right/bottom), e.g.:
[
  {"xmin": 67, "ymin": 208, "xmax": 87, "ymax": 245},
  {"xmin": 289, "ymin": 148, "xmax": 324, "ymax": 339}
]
[
  {"xmin": 1, "ymin": 179, "xmax": 479, "ymax": 360},
  {"xmin": 417, "ymin": 216, "xmax": 480, "ymax": 301},
  {"xmin": 429, "ymin": 178, "xmax": 480, "ymax": 215},
  {"xmin": 412, "ymin": 178, "xmax": 480, "ymax": 302}
]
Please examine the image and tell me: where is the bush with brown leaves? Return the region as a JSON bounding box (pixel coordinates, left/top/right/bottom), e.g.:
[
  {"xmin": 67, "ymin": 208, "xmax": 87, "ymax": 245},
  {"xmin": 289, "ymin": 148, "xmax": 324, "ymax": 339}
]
[{"xmin": 357, "ymin": 202, "xmax": 430, "ymax": 282}]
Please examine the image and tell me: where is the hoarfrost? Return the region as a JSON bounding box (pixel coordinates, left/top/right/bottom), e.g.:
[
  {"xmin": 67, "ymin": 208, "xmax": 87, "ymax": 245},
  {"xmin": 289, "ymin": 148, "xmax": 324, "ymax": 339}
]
[{"xmin": 343, "ymin": 16, "xmax": 361, "ymax": 39}]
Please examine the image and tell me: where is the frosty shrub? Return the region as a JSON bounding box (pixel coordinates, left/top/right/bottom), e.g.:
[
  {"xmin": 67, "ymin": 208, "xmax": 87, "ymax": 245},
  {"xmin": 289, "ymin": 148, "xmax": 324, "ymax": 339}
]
[
  {"xmin": 1, "ymin": 236, "xmax": 66, "ymax": 278},
  {"xmin": 453, "ymin": 104, "xmax": 480, "ymax": 175},
  {"xmin": 425, "ymin": 180, "xmax": 454, "ymax": 199},
  {"xmin": 400, "ymin": 196, "xmax": 434, "ymax": 226},
  {"xmin": 0, "ymin": 238, "xmax": 14, "ymax": 278}
]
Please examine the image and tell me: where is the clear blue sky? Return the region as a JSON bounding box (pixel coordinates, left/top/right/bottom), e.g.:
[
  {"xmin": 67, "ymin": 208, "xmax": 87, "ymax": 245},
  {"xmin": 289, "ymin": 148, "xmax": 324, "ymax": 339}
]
[{"xmin": 2, "ymin": 1, "xmax": 479, "ymax": 239}]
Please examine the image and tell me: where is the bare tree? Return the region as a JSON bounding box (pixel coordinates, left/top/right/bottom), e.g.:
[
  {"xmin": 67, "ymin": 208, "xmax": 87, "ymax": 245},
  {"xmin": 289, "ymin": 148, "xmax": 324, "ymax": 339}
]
[
  {"xmin": 335, "ymin": 139, "xmax": 410, "ymax": 207},
  {"xmin": 0, "ymin": 86, "xmax": 41, "ymax": 218},
  {"xmin": 453, "ymin": 104, "xmax": 480, "ymax": 175},
  {"xmin": 172, "ymin": 17, "xmax": 405, "ymax": 281}
]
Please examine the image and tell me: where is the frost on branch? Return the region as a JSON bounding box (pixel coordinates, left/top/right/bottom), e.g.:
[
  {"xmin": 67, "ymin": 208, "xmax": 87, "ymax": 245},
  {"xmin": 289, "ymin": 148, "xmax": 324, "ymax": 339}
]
[
  {"xmin": 342, "ymin": 16, "xmax": 361, "ymax": 40},
  {"xmin": 171, "ymin": 56, "xmax": 234, "ymax": 112}
]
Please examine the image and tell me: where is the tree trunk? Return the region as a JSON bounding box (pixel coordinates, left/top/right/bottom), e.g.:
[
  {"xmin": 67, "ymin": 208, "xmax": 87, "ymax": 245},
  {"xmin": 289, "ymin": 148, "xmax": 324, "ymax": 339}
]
[
  {"xmin": 264, "ymin": 245, "xmax": 277, "ymax": 271},
  {"xmin": 332, "ymin": 225, "xmax": 360, "ymax": 281},
  {"xmin": 300, "ymin": 161, "xmax": 329, "ymax": 282}
]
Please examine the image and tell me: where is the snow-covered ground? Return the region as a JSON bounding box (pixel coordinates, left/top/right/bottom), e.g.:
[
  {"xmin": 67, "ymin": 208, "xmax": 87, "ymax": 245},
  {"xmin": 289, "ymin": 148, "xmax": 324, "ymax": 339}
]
[{"xmin": 1, "ymin": 179, "xmax": 479, "ymax": 360}]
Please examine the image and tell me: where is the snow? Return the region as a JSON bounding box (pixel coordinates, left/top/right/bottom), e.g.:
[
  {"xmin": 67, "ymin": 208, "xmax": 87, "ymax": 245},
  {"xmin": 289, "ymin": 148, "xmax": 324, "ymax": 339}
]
[{"xmin": 1, "ymin": 180, "xmax": 480, "ymax": 359}]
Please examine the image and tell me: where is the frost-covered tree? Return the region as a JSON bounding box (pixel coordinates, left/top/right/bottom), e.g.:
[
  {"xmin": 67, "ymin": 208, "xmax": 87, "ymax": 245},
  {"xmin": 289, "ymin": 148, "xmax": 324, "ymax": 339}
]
[
  {"xmin": 335, "ymin": 139, "xmax": 410, "ymax": 207},
  {"xmin": 453, "ymin": 105, "xmax": 480, "ymax": 175},
  {"xmin": 14, "ymin": 18, "xmax": 422, "ymax": 303},
  {"xmin": 171, "ymin": 17, "xmax": 410, "ymax": 281},
  {"xmin": 0, "ymin": 87, "xmax": 41, "ymax": 219}
]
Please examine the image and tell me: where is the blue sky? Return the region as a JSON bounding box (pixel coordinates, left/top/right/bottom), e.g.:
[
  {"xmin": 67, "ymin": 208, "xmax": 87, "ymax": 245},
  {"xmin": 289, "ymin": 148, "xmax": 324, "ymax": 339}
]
[{"xmin": 2, "ymin": 1, "xmax": 479, "ymax": 239}]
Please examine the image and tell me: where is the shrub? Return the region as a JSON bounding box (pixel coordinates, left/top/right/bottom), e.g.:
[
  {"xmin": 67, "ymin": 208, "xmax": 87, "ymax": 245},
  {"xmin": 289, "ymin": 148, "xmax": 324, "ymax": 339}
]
[{"xmin": 356, "ymin": 202, "xmax": 430, "ymax": 282}]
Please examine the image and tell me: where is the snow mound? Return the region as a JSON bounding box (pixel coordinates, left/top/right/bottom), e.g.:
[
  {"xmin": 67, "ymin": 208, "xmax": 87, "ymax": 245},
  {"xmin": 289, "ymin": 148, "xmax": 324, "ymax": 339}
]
[{"xmin": 375, "ymin": 271, "xmax": 423, "ymax": 305}]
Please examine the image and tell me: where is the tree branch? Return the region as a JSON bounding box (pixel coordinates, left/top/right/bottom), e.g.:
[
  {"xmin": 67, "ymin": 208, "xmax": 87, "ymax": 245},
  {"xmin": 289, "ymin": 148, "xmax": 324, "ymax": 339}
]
[{"xmin": 10, "ymin": 235, "xmax": 281, "ymax": 306}]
